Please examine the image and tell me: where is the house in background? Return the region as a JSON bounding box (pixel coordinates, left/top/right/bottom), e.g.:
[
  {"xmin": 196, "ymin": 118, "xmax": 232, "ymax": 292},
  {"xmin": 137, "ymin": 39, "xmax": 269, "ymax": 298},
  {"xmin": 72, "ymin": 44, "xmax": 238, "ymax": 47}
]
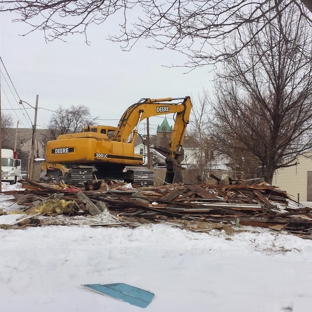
[
  {"xmin": 273, "ymin": 153, "xmax": 312, "ymax": 202},
  {"xmin": 2, "ymin": 128, "xmax": 54, "ymax": 173},
  {"xmin": 183, "ymin": 145, "xmax": 231, "ymax": 181},
  {"xmin": 134, "ymin": 117, "xmax": 231, "ymax": 182}
]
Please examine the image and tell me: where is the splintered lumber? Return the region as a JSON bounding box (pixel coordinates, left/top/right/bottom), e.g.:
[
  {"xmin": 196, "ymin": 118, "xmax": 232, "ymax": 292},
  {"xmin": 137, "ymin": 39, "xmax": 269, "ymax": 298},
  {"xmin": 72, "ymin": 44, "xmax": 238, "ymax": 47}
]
[
  {"xmin": 253, "ymin": 190, "xmax": 275, "ymax": 209},
  {"xmin": 105, "ymin": 196, "xmax": 150, "ymax": 210},
  {"xmin": 16, "ymin": 179, "xmax": 312, "ymax": 238},
  {"xmin": 237, "ymin": 178, "xmax": 263, "ymax": 186},
  {"xmin": 140, "ymin": 190, "xmax": 163, "ymax": 197},
  {"xmin": 104, "ymin": 196, "xmax": 184, "ymax": 218},
  {"xmin": 165, "ymin": 207, "xmax": 242, "ymax": 215},
  {"xmin": 107, "ymin": 189, "xmax": 138, "ymax": 195},
  {"xmin": 209, "ymin": 173, "xmax": 221, "ymax": 183},
  {"xmin": 179, "ymin": 198, "xmax": 222, "ymax": 202},
  {"xmin": 159, "ymin": 188, "xmax": 184, "ymax": 201},
  {"xmin": 77, "ymin": 192, "xmax": 101, "ymax": 216},
  {"xmin": 23, "ymin": 179, "xmax": 80, "ymax": 193},
  {"xmin": 189, "ymin": 202, "xmax": 263, "ymax": 210},
  {"xmin": 185, "ymin": 184, "xmax": 219, "ymax": 199},
  {"xmin": 239, "ymin": 190, "xmax": 255, "ymax": 204},
  {"xmin": 266, "ymin": 195, "xmax": 288, "ymax": 203},
  {"xmin": 95, "ymin": 201, "xmax": 108, "ymax": 213},
  {"xmin": 213, "ymin": 184, "xmax": 277, "ymax": 191}
]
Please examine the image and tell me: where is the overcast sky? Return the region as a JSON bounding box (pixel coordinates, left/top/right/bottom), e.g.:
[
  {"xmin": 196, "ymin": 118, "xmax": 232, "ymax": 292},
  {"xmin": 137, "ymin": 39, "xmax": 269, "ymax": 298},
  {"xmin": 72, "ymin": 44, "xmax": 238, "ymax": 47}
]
[{"xmin": 0, "ymin": 12, "xmax": 214, "ymax": 134}]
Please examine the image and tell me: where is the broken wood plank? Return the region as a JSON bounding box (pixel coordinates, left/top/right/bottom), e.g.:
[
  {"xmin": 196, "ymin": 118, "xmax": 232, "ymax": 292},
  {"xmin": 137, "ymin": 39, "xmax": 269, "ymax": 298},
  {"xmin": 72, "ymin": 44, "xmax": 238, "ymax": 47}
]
[
  {"xmin": 159, "ymin": 188, "xmax": 184, "ymax": 201},
  {"xmin": 77, "ymin": 192, "xmax": 102, "ymax": 216},
  {"xmin": 253, "ymin": 190, "xmax": 275, "ymax": 209},
  {"xmin": 185, "ymin": 184, "xmax": 218, "ymax": 199},
  {"xmin": 209, "ymin": 173, "xmax": 221, "ymax": 183}
]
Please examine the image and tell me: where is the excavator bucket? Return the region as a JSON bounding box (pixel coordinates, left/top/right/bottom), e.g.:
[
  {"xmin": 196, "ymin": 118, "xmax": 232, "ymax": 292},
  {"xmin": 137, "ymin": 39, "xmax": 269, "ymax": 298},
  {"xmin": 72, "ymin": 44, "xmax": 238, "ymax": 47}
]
[{"xmin": 165, "ymin": 158, "xmax": 183, "ymax": 184}]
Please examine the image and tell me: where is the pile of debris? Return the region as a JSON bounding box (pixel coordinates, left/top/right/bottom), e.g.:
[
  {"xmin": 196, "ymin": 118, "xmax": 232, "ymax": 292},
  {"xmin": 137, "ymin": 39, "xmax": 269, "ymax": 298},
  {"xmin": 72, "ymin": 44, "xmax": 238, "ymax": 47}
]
[{"xmin": 1, "ymin": 179, "xmax": 312, "ymax": 239}]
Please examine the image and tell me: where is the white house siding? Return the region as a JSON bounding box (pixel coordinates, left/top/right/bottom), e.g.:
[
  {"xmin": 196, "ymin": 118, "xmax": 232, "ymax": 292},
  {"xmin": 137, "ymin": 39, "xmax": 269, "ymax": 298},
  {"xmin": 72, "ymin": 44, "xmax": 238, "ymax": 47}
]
[
  {"xmin": 134, "ymin": 143, "xmax": 145, "ymax": 156},
  {"xmin": 183, "ymin": 147, "xmax": 230, "ymax": 171},
  {"xmin": 183, "ymin": 147, "xmax": 198, "ymax": 167},
  {"xmin": 273, "ymin": 154, "xmax": 312, "ymax": 202}
]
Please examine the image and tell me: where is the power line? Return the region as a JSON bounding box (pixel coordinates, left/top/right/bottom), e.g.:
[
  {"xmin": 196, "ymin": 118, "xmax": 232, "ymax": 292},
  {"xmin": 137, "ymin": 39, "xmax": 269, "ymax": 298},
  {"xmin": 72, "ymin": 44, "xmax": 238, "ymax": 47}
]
[
  {"xmin": 0, "ymin": 57, "xmax": 33, "ymax": 127},
  {"xmin": 1, "ymin": 108, "xmax": 29, "ymax": 110},
  {"xmin": 0, "ymin": 82, "xmax": 32, "ymax": 127},
  {"xmin": 0, "ymin": 57, "xmax": 21, "ymax": 100},
  {"xmin": 18, "ymin": 102, "xmax": 35, "ymax": 127},
  {"xmin": 96, "ymin": 118, "xmax": 120, "ymax": 121},
  {"xmin": 0, "ymin": 70, "xmax": 19, "ymax": 103},
  {"xmin": 0, "ymin": 86, "xmax": 31, "ymax": 127},
  {"xmin": 39, "ymin": 107, "xmax": 55, "ymax": 113},
  {"xmin": 2, "ymin": 105, "xmax": 56, "ymax": 113},
  {"xmin": 1, "ymin": 87, "xmax": 32, "ymax": 127}
]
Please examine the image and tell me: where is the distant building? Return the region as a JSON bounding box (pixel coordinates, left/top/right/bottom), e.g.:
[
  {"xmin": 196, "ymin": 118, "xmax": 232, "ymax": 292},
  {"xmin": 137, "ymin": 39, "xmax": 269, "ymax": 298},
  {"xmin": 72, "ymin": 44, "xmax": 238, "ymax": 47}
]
[
  {"xmin": 156, "ymin": 117, "xmax": 172, "ymax": 148},
  {"xmin": 134, "ymin": 117, "xmax": 231, "ymax": 182}
]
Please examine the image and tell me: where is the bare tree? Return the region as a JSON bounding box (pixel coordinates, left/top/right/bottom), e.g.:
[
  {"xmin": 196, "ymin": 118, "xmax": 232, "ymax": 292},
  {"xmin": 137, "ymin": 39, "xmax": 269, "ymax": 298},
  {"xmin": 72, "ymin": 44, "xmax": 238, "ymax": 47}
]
[
  {"xmin": 48, "ymin": 105, "xmax": 97, "ymax": 139},
  {"xmin": 0, "ymin": 1, "xmax": 311, "ymax": 66},
  {"xmin": 210, "ymin": 2, "xmax": 312, "ymax": 184},
  {"xmin": 1, "ymin": 113, "xmax": 14, "ymax": 147},
  {"xmin": 185, "ymin": 92, "xmax": 212, "ymax": 181}
]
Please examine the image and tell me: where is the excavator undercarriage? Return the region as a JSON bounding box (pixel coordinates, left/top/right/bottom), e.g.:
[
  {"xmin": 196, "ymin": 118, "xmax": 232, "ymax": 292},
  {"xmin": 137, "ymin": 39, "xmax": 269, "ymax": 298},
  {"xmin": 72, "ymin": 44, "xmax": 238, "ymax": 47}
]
[{"xmin": 64, "ymin": 166, "xmax": 154, "ymax": 186}]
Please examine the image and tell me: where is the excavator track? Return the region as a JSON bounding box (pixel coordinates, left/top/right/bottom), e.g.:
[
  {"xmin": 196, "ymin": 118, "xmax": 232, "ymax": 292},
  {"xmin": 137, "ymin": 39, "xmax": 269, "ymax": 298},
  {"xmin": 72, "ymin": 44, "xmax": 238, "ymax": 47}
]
[{"xmin": 64, "ymin": 166, "xmax": 154, "ymax": 186}]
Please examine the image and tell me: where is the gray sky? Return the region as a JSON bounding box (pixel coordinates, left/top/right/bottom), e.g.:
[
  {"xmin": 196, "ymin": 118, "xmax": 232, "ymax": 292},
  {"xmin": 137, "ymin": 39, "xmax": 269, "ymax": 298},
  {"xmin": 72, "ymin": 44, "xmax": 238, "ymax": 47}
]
[{"xmin": 0, "ymin": 12, "xmax": 214, "ymax": 134}]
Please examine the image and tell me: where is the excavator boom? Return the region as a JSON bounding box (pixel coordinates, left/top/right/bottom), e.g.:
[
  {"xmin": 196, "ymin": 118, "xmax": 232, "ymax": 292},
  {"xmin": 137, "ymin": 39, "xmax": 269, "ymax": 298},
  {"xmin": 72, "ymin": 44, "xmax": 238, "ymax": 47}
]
[{"xmin": 113, "ymin": 97, "xmax": 192, "ymax": 158}]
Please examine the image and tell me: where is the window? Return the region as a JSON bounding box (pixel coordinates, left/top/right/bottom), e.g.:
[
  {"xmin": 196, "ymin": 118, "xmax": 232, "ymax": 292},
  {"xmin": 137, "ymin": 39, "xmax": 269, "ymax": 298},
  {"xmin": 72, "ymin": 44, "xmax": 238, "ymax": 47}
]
[
  {"xmin": 1, "ymin": 159, "xmax": 14, "ymax": 166},
  {"xmin": 140, "ymin": 148, "xmax": 144, "ymax": 155},
  {"xmin": 107, "ymin": 130, "xmax": 115, "ymax": 138}
]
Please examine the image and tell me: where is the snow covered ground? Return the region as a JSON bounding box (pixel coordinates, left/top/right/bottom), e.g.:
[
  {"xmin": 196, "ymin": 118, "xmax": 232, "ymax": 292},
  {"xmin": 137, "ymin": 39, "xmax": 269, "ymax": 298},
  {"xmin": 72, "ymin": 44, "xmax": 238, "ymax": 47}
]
[{"xmin": 1, "ymin": 183, "xmax": 312, "ymax": 311}]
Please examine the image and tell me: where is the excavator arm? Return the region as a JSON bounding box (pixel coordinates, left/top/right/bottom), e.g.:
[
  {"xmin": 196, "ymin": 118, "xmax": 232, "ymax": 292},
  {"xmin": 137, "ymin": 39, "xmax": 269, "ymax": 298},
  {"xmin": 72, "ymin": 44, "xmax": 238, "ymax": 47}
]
[
  {"xmin": 112, "ymin": 96, "xmax": 192, "ymax": 184},
  {"xmin": 113, "ymin": 96, "xmax": 192, "ymax": 158}
]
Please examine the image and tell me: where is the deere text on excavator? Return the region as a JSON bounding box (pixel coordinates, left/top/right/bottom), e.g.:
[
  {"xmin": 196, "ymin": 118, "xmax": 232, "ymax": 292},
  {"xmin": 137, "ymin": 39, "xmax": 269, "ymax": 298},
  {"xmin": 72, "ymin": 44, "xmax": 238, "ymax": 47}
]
[{"xmin": 45, "ymin": 96, "xmax": 192, "ymax": 185}]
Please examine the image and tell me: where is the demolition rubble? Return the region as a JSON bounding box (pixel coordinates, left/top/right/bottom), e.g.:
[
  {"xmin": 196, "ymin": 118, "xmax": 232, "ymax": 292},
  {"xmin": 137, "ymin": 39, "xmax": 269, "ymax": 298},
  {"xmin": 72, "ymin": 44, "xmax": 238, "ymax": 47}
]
[{"xmin": 1, "ymin": 178, "xmax": 312, "ymax": 239}]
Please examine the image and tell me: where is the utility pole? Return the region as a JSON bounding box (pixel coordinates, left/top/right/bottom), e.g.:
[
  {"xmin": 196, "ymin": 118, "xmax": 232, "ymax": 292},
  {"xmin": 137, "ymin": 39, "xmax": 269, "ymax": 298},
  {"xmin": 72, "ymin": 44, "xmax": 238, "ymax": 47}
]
[
  {"xmin": 29, "ymin": 95, "xmax": 39, "ymax": 180},
  {"xmin": 20, "ymin": 95, "xmax": 39, "ymax": 180},
  {"xmin": 14, "ymin": 121, "xmax": 19, "ymax": 153},
  {"xmin": 147, "ymin": 118, "xmax": 151, "ymax": 169}
]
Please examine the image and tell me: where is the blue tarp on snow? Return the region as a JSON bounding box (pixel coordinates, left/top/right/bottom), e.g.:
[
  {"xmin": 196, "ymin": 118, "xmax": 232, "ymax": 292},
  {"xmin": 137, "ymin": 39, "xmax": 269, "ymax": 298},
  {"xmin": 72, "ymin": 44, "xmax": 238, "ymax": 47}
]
[{"xmin": 83, "ymin": 283, "xmax": 154, "ymax": 308}]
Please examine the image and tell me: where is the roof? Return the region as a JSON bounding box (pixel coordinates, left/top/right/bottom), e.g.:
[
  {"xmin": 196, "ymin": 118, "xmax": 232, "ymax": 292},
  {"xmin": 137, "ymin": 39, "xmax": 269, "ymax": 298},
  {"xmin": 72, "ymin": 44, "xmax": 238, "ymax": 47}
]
[
  {"xmin": 2, "ymin": 128, "xmax": 54, "ymax": 150},
  {"xmin": 157, "ymin": 117, "xmax": 172, "ymax": 133}
]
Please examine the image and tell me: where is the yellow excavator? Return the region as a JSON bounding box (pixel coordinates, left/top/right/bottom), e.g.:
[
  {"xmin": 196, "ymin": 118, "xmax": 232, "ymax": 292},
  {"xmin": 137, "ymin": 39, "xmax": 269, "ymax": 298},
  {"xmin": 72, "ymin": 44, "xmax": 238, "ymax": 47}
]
[{"xmin": 45, "ymin": 96, "xmax": 192, "ymax": 185}]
